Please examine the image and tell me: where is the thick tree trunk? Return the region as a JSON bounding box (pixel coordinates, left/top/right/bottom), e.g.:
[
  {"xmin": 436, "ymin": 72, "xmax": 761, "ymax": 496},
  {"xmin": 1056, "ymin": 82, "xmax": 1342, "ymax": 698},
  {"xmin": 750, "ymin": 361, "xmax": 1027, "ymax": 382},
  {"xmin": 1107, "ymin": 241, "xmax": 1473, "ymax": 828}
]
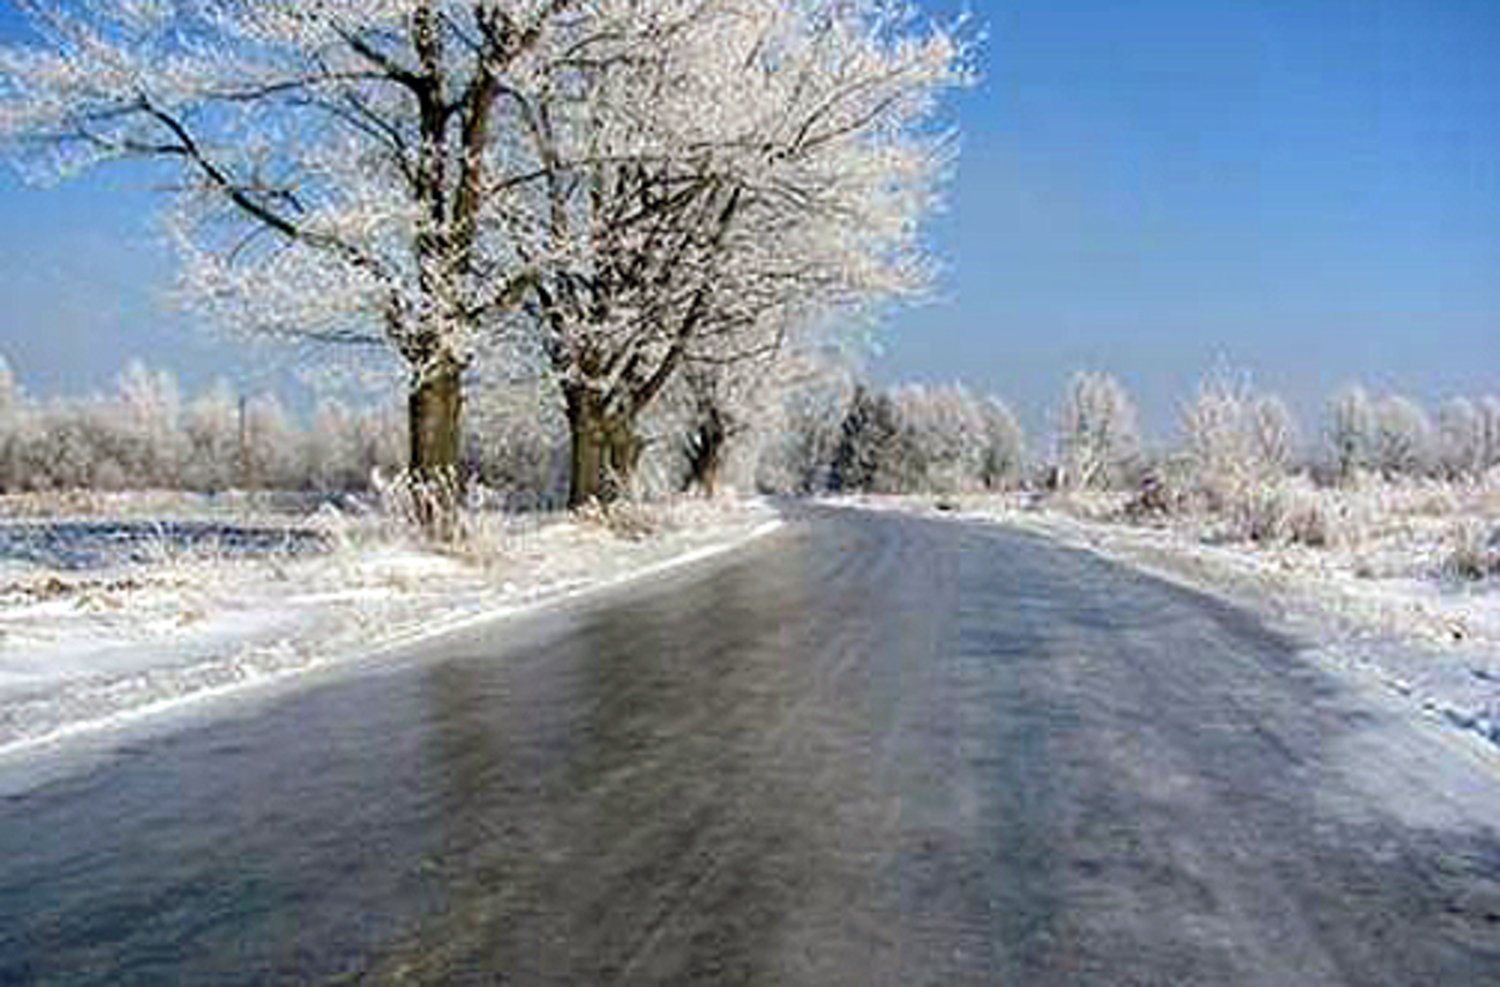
[
  {"xmin": 566, "ymin": 387, "xmax": 643, "ymax": 509},
  {"xmin": 407, "ymin": 357, "xmax": 464, "ymax": 537},
  {"xmin": 684, "ymin": 410, "xmax": 728, "ymax": 496},
  {"xmin": 567, "ymin": 388, "xmax": 605, "ymax": 508}
]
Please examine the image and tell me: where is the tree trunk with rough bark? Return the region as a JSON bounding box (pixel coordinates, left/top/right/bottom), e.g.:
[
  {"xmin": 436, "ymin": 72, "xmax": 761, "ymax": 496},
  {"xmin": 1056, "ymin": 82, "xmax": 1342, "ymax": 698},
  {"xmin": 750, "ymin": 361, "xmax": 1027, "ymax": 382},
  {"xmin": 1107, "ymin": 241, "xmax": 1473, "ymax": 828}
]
[
  {"xmin": 566, "ymin": 386, "xmax": 643, "ymax": 509},
  {"xmin": 407, "ymin": 357, "xmax": 464, "ymax": 538}
]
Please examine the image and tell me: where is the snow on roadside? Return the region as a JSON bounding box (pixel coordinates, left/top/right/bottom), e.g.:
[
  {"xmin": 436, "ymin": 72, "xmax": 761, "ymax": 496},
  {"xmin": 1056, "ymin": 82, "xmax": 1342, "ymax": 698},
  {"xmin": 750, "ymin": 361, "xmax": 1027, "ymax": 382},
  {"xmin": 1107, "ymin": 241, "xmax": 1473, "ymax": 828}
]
[
  {"xmin": 838, "ymin": 492, "xmax": 1500, "ymax": 750},
  {"xmin": 0, "ymin": 497, "xmax": 781, "ymax": 755}
]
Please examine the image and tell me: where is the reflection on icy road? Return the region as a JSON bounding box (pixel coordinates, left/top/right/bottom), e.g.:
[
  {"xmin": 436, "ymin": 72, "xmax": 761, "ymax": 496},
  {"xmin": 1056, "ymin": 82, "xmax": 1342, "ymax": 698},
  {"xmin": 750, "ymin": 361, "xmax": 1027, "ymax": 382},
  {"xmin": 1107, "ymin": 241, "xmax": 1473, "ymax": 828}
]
[{"xmin": 2, "ymin": 508, "xmax": 1499, "ymax": 984}]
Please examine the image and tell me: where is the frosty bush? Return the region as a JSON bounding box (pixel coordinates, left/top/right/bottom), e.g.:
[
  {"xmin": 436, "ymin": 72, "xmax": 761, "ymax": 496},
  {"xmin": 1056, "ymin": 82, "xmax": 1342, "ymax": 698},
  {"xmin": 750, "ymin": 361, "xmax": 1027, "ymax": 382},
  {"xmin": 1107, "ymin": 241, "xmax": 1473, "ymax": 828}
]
[
  {"xmin": 1442, "ymin": 519, "xmax": 1500, "ymax": 581},
  {"xmin": 1181, "ymin": 370, "xmax": 1298, "ymax": 510},
  {"xmin": 1218, "ymin": 478, "xmax": 1334, "ymax": 548},
  {"xmin": 1055, "ymin": 372, "xmax": 1141, "ymax": 491}
]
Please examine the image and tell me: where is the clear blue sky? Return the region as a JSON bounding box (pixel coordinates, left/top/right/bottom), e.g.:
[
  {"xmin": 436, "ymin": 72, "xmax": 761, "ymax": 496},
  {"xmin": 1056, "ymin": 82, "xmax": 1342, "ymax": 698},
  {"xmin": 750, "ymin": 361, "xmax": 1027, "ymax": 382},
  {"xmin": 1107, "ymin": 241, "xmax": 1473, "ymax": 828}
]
[{"xmin": 0, "ymin": 0, "xmax": 1497, "ymax": 439}]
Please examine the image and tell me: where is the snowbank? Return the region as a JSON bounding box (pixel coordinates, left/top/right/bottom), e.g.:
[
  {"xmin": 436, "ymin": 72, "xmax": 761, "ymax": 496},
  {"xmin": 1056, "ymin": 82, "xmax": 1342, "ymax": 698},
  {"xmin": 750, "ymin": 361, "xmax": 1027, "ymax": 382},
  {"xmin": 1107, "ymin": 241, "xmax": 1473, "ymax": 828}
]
[{"xmin": 0, "ymin": 497, "xmax": 781, "ymax": 755}]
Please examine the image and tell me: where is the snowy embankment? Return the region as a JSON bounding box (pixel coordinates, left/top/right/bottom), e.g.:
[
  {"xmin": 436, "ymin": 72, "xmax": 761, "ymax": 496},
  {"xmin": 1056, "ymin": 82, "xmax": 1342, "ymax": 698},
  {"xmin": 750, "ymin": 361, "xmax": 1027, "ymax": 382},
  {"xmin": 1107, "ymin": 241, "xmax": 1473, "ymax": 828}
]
[
  {"xmin": 0, "ymin": 494, "xmax": 780, "ymax": 755},
  {"xmin": 843, "ymin": 486, "xmax": 1500, "ymax": 749}
]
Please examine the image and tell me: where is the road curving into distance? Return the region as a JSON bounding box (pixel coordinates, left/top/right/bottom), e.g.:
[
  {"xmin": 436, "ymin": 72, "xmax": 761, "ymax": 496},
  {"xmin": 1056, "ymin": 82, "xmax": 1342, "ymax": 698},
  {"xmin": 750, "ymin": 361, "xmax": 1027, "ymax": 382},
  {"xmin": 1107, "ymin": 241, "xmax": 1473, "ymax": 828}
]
[{"xmin": 2, "ymin": 506, "xmax": 1499, "ymax": 985}]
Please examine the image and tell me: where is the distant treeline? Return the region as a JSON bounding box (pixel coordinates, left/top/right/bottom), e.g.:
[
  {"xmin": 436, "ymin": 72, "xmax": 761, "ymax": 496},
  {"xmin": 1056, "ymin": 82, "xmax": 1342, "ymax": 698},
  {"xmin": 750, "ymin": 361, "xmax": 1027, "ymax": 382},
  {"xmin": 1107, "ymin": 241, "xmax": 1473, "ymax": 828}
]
[
  {"xmin": 0, "ymin": 357, "xmax": 405, "ymax": 493},
  {"xmin": 796, "ymin": 371, "xmax": 1500, "ymax": 497},
  {"xmin": 3, "ymin": 355, "xmax": 1496, "ymax": 505}
]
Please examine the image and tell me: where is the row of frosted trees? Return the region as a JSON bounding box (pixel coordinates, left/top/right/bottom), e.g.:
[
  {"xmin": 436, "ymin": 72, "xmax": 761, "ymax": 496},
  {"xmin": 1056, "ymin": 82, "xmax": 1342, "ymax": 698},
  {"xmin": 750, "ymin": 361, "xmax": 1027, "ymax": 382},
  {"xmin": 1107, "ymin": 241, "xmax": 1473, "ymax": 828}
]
[
  {"xmin": 0, "ymin": 1, "xmax": 969, "ymax": 528},
  {"xmin": 0, "ymin": 357, "xmax": 404, "ymax": 494},
  {"xmin": 815, "ymin": 372, "xmax": 1500, "ymax": 498},
  {"xmin": 7, "ymin": 355, "xmax": 1495, "ymax": 502}
]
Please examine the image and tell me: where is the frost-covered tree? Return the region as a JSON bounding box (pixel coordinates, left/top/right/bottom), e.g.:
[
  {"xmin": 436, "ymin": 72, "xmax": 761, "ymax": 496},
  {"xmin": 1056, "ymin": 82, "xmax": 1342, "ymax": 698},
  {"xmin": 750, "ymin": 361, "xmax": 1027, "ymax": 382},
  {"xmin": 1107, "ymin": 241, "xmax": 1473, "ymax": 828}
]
[
  {"xmin": 0, "ymin": 1, "xmax": 965, "ymax": 520},
  {"xmin": 1372, "ymin": 394, "xmax": 1433, "ymax": 479},
  {"xmin": 182, "ymin": 377, "xmax": 240, "ymax": 491},
  {"xmin": 831, "ymin": 385, "xmax": 918, "ymax": 493},
  {"xmin": 1327, "ymin": 384, "xmax": 1376, "ymax": 481},
  {"xmin": 667, "ymin": 320, "xmax": 859, "ymax": 499},
  {"xmin": 1181, "ymin": 371, "xmax": 1297, "ymax": 503},
  {"xmin": 113, "ymin": 359, "xmax": 187, "ymax": 487},
  {"xmin": 1251, "ymin": 393, "xmax": 1298, "ymax": 475},
  {"xmin": 241, "ymin": 394, "xmax": 298, "ymax": 490},
  {"xmin": 673, "ymin": 358, "xmax": 771, "ymax": 497},
  {"xmin": 1055, "ymin": 371, "xmax": 1141, "ymax": 491},
  {"xmin": 306, "ymin": 398, "xmax": 365, "ymax": 492},
  {"xmin": 0, "ymin": 352, "xmax": 407, "ymax": 493},
  {"xmin": 819, "ymin": 380, "xmax": 1020, "ymax": 495},
  {"xmin": 1437, "ymin": 397, "xmax": 1486, "ymax": 481},
  {"xmin": 1480, "ymin": 396, "xmax": 1500, "ymax": 472},
  {"xmin": 756, "ymin": 361, "xmax": 856, "ymax": 495},
  {"xmin": 0, "ymin": 1, "xmax": 626, "ymax": 521},
  {"xmin": 977, "ymin": 396, "xmax": 1026, "ymax": 491},
  {"xmin": 0, "ymin": 354, "xmax": 24, "ymax": 488},
  {"xmin": 0, "ymin": 354, "xmax": 18, "ymax": 414},
  {"xmin": 893, "ymin": 384, "xmax": 982, "ymax": 493},
  {"xmin": 511, "ymin": 0, "xmax": 966, "ymax": 505}
]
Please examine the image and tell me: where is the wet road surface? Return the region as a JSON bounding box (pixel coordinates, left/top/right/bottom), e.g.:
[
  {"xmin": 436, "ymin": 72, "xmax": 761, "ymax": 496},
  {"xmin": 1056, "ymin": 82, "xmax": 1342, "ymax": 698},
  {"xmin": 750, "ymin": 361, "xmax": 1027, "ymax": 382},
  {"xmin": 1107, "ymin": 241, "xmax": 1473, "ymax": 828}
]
[{"xmin": 2, "ymin": 508, "xmax": 1500, "ymax": 984}]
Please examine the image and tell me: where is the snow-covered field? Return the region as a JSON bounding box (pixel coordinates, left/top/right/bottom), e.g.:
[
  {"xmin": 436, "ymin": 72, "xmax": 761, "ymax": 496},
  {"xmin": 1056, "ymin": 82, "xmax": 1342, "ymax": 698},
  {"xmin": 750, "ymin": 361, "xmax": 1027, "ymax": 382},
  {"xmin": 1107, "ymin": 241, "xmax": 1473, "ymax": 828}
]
[
  {"xmin": 0, "ymin": 494, "xmax": 780, "ymax": 755},
  {"xmin": 844, "ymin": 483, "xmax": 1500, "ymax": 750}
]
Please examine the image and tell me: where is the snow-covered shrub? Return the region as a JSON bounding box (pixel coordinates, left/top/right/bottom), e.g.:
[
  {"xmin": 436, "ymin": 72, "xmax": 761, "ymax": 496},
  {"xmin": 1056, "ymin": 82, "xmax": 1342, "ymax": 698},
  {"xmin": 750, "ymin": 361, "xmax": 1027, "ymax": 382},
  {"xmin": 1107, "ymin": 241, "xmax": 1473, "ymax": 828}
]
[
  {"xmin": 1055, "ymin": 371, "xmax": 1141, "ymax": 491},
  {"xmin": 1219, "ymin": 478, "xmax": 1335, "ymax": 548},
  {"xmin": 1048, "ymin": 488, "xmax": 1133, "ymax": 521},
  {"xmin": 368, "ymin": 467, "xmax": 471, "ymax": 543}
]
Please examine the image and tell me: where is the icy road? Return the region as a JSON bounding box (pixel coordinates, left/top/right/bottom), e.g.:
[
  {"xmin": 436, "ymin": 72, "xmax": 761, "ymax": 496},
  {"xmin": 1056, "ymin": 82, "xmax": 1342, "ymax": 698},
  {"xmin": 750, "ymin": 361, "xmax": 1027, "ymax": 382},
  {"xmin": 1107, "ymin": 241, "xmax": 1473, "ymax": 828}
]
[{"xmin": 2, "ymin": 508, "xmax": 1500, "ymax": 984}]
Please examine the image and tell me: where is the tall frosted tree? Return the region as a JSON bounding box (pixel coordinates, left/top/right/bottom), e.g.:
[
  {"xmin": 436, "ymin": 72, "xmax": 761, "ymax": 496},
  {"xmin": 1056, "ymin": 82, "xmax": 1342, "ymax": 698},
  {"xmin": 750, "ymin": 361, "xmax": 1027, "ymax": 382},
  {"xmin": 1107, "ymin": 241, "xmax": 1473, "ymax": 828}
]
[
  {"xmin": 0, "ymin": 2, "xmax": 620, "ymax": 525},
  {"xmin": 499, "ymin": 0, "xmax": 966, "ymax": 505},
  {"xmin": 1055, "ymin": 371, "xmax": 1141, "ymax": 492}
]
